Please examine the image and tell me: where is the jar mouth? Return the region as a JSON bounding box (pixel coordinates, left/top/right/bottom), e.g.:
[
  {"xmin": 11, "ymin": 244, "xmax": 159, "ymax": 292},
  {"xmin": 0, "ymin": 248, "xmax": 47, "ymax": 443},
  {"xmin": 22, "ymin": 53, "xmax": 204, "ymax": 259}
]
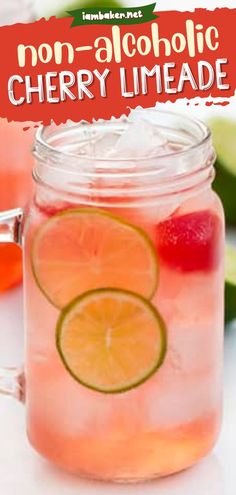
[
  {"xmin": 33, "ymin": 109, "xmax": 215, "ymax": 203},
  {"xmin": 35, "ymin": 109, "xmax": 211, "ymax": 164}
]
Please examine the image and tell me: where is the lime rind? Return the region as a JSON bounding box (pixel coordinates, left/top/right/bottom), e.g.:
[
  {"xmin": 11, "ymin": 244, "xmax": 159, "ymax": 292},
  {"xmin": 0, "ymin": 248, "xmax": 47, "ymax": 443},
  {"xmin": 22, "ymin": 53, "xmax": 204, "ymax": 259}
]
[
  {"xmin": 225, "ymin": 244, "xmax": 236, "ymax": 324},
  {"xmin": 31, "ymin": 208, "xmax": 159, "ymax": 309},
  {"xmin": 56, "ymin": 288, "xmax": 167, "ymax": 394},
  {"xmin": 225, "ymin": 244, "xmax": 236, "ymax": 285}
]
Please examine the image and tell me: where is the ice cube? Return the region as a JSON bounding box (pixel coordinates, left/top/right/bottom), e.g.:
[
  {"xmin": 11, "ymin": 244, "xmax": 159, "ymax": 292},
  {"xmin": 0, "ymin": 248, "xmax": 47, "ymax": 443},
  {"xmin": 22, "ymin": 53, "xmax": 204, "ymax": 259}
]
[
  {"xmin": 90, "ymin": 131, "xmax": 121, "ymax": 158},
  {"xmin": 107, "ymin": 119, "xmax": 168, "ymax": 159},
  {"xmin": 136, "ymin": 201, "xmax": 180, "ymax": 225}
]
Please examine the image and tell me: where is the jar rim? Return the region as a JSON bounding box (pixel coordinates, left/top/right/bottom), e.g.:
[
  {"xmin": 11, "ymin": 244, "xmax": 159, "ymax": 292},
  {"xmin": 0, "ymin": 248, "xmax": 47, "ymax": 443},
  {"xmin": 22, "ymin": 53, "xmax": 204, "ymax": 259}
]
[
  {"xmin": 33, "ymin": 109, "xmax": 215, "ymax": 203},
  {"xmin": 35, "ymin": 109, "xmax": 211, "ymax": 164}
]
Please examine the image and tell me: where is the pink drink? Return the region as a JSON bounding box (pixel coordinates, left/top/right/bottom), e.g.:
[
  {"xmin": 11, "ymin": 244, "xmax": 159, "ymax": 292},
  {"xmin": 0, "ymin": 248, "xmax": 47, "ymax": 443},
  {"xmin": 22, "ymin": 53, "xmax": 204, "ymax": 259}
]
[
  {"xmin": 0, "ymin": 119, "xmax": 34, "ymax": 291},
  {"xmin": 0, "ymin": 1, "xmax": 35, "ymax": 292},
  {"xmin": 23, "ymin": 113, "xmax": 224, "ymax": 481}
]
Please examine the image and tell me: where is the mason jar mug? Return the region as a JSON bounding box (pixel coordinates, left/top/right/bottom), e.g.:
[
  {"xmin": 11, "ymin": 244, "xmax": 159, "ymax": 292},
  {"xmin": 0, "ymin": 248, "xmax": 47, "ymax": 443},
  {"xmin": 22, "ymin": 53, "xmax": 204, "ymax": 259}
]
[{"xmin": 0, "ymin": 110, "xmax": 225, "ymax": 482}]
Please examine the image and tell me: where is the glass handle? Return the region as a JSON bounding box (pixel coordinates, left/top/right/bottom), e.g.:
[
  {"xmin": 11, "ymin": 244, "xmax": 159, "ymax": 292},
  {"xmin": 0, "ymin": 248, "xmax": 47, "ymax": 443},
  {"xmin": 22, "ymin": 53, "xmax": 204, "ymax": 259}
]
[
  {"xmin": 0, "ymin": 208, "xmax": 23, "ymax": 245},
  {"xmin": 0, "ymin": 208, "xmax": 24, "ymax": 401},
  {"xmin": 0, "ymin": 368, "xmax": 25, "ymax": 401}
]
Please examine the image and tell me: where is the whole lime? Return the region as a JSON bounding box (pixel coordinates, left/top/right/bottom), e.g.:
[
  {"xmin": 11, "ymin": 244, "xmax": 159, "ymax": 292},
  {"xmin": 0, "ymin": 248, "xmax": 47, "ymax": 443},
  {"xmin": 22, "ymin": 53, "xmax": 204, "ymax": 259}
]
[{"xmin": 225, "ymin": 244, "xmax": 236, "ymax": 325}]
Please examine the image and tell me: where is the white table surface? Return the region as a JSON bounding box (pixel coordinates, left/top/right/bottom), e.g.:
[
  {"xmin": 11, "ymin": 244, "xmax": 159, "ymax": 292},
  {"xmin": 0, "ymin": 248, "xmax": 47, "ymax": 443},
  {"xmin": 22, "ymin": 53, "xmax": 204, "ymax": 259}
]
[{"xmin": 0, "ymin": 286, "xmax": 236, "ymax": 495}]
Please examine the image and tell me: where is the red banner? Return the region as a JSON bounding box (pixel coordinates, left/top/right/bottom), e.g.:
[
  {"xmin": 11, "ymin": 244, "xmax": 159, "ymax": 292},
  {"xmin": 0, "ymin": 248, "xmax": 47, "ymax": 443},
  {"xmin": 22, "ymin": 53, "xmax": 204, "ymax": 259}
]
[{"xmin": 0, "ymin": 9, "xmax": 235, "ymax": 124}]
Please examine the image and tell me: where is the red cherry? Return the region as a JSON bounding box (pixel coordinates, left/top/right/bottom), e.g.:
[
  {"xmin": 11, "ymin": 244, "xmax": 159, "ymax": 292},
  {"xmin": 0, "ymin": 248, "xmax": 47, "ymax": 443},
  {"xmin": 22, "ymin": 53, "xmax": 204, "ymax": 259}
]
[{"xmin": 155, "ymin": 210, "xmax": 222, "ymax": 272}]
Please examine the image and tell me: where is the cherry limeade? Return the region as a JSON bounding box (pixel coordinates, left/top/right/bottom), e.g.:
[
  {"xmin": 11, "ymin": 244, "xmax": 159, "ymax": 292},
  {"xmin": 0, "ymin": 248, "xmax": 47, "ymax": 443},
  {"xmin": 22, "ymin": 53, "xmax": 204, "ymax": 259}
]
[{"xmin": 23, "ymin": 115, "xmax": 224, "ymax": 481}]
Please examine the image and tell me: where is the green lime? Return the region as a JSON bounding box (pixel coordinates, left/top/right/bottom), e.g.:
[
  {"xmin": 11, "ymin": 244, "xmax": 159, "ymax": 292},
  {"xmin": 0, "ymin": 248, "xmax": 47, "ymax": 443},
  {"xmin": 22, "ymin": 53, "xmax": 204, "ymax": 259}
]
[
  {"xmin": 225, "ymin": 244, "xmax": 236, "ymax": 324},
  {"xmin": 56, "ymin": 288, "xmax": 167, "ymax": 393},
  {"xmin": 210, "ymin": 118, "xmax": 236, "ymax": 224}
]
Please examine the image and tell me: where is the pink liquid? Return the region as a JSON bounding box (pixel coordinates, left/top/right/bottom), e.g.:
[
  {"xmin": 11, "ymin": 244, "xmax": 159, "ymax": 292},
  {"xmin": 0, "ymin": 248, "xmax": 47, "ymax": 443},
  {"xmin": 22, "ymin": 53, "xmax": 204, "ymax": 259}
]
[{"xmin": 24, "ymin": 188, "xmax": 224, "ymax": 480}]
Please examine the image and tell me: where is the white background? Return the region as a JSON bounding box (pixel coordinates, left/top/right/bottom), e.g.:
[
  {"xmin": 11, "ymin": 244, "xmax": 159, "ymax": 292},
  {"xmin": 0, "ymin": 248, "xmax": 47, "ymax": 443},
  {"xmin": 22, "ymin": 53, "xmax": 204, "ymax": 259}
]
[
  {"xmin": 34, "ymin": 0, "xmax": 236, "ymax": 17},
  {"xmin": 1, "ymin": 1, "xmax": 236, "ymax": 494}
]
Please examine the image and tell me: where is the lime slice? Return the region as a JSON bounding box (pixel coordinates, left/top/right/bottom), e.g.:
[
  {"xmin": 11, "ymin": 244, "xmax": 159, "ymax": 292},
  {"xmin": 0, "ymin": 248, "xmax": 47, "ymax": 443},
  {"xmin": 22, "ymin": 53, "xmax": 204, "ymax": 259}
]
[
  {"xmin": 210, "ymin": 118, "xmax": 236, "ymax": 224},
  {"xmin": 225, "ymin": 244, "xmax": 236, "ymax": 324},
  {"xmin": 56, "ymin": 288, "xmax": 167, "ymax": 393},
  {"xmin": 32, "ymin": 209, "xmax": 158, "ymax": 309}
]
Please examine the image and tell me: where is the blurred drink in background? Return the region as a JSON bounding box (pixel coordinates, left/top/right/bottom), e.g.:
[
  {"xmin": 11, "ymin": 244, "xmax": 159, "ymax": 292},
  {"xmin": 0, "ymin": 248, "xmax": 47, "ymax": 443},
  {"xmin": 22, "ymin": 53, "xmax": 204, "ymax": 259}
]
[
  {"xmin": 0, "ymin": 2, "xmax": 123, "ymax": 292},
  {"xmin": 0, "ymin": 1, "xmax": 36, "ymax": 292}
]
